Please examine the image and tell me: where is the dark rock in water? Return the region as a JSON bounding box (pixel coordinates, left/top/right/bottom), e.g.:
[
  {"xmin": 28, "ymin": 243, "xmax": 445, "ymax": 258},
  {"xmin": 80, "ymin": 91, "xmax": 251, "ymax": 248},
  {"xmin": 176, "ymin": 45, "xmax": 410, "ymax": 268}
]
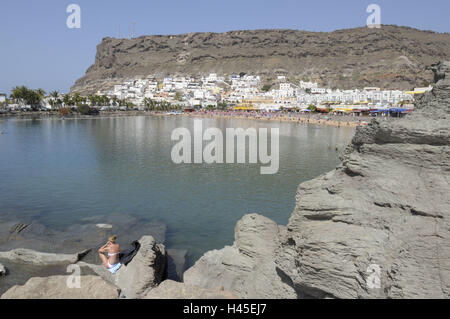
[
  {"xmin": 0, "ymin": 221, "xmax": 78, "ymax": 254},
  {"xmin": 9, "ymin": 223, "xmax": 29, "ymax": 236},
  {"xmin": 0, "ymin": 248, "xmax": 90, "ymax": 265},
  {"xmin": 0, "ymin": 213, "xmax": 167, "ymax": 258},
  {"xmin": 184, "ymin": 61, "xmax": 450, "ymax": 299}
]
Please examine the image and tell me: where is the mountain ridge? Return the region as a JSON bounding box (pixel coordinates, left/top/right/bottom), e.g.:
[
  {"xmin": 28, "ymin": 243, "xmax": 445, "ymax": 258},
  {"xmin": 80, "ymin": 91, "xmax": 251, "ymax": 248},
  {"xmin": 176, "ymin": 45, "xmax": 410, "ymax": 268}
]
[{"xmin": 71, "ymin": 25, "xmax": 450, "ymax": 94}]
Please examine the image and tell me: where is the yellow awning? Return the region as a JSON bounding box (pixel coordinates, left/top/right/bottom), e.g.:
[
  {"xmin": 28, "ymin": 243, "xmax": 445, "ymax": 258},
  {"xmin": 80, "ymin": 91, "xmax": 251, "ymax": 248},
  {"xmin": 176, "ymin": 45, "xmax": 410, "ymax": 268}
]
[
  {"xmin": 405, "ymin": 91, "xmax": 425, "ymax": 95},
  {"xmin": 234, "ymin": 106, "xmax": 258, "ymax": 111}
]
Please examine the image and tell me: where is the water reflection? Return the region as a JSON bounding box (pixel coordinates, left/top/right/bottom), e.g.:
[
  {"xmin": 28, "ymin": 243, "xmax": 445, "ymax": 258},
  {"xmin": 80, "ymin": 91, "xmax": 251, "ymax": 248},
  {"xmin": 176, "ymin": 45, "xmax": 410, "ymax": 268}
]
[{"xmin": 0, "ymin": 116, "xmax": 354, "ymax": 263}]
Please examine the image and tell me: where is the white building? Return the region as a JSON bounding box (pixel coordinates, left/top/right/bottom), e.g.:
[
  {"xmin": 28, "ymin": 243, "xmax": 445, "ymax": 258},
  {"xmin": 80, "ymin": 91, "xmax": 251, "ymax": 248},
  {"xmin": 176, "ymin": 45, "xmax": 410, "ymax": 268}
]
[
  {"xmin": 101, "ymin": 72, "xmax": 417, "ymax": 109},
  {"xmin": 280, "ymin": 83, "xmax": 291, "ymax": 91},
  {"xmin": 300, "ymin": 81, "xmax": 318, "ymax": 89},
  {"xmin": 193, "ymin": 90, "xmax": 204, "ymax": 100},
  {"xmin": 205, "ymin": 73, "xmax": 218, "ymax": 82},
  {"xmin": 311, "ymin": 87, "xmax": 326, "ymax": 94},
  {"xmin": 147, "ymin": 81, "xmax": 158, "ymax": 91},
  {"xmin": 276, "ymin": 83, "xmax": 295, "ymax": 98}
]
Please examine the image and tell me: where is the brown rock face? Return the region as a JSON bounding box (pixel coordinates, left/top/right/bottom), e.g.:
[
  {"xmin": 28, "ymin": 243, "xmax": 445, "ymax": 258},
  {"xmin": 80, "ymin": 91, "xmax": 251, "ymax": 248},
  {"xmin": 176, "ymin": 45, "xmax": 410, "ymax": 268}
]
[{"xmin": 71, "ymin": 26, "xmax": 450, "ymax": 94}]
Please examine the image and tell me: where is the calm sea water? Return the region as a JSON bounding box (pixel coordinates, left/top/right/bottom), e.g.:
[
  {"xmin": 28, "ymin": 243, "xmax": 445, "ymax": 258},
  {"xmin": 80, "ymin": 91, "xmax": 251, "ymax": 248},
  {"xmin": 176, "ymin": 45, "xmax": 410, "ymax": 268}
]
[{"xmin": 0, "ymin": 115, "xmax": 354, "ymax": 264}]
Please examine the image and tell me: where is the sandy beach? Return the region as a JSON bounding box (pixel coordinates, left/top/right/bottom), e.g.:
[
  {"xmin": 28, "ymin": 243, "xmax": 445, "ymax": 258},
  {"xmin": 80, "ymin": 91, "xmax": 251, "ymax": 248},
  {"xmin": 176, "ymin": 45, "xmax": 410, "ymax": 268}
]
[{"xmin": 157, "ymin": 110, "xmax": 383, "ymax": 128}]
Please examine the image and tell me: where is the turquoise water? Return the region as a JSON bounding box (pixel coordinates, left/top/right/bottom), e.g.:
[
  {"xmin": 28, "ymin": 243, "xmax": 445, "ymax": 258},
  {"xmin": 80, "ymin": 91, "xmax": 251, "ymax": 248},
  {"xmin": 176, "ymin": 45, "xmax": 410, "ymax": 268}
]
[{"xmin": 0, "ymin": 115, "xmax": 354, "ymax": 264}]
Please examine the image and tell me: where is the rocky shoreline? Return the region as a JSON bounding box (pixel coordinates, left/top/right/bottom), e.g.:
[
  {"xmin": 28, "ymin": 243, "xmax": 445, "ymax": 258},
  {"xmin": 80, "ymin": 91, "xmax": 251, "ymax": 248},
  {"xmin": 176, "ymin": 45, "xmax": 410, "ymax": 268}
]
[
  {"xmin": 1, "ymin": 62, "xmax": 449, "ymax": 299},
  {"xmin": 0, "ymin": 213, "xmax": 183, "ymax": 296},
  {"xmin": 0, "ymin": 237, "xmax": 234, "ymax": 299},
  {"xmin": 0, "ymin": 233, "xmax": 236, "ymax": 299}
]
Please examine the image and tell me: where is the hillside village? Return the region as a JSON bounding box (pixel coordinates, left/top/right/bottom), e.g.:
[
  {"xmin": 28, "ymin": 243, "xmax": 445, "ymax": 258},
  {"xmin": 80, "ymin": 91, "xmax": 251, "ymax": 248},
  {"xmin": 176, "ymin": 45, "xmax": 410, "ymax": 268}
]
[
  {"xmin": 94, "ymin": 73, "xmax": 430, "ymax": 113},
  {"xmin": 1, "ymin": 73, "xmax": 431, "ymax": 115}
]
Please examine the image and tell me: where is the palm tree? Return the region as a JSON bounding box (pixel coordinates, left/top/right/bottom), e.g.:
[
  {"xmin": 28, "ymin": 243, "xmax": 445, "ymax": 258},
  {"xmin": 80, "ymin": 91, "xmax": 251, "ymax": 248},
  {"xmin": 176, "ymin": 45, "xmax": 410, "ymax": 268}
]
[
  {"xmin": 37, "ymin": 88, "xmax": 46, "ymax": 99},
  {"xmin": 72, "ymin": 93, "xmax": 83, "ymax": 106},
  {"xmin": 63, "ymin": 94, "xmax": 72, "ymax": 107},
  {"xmin": 143, "ymin": 97, "xmax": 155, "ymax": 110},
  {"xmin": 119, "ymin": 99, "xmax": 127, "ymax": 107},
  {"xmin": 10, "ymin": 86, "xmax": 42, "ymax": 108},
  {"xmin": 10, "ymin": 86, "xmax": 20, "ymax": 103},
  {"xmin": 50, "ymin": 90, "xmax": 59, "ymax": 99},
  {"xmin": 101, "ymin": 95, "xmax": 110, "ymax": 106},
  {"xmin": 11, "ymin": 86, "xmax": 28, "ymax": 104},
  {"xmin": 49, "ymin": 91, "xmax": 60, "ymax": 109},
  {"xmin": 88, "ymin": 94, "xmax": 96, "ymax": 106}
]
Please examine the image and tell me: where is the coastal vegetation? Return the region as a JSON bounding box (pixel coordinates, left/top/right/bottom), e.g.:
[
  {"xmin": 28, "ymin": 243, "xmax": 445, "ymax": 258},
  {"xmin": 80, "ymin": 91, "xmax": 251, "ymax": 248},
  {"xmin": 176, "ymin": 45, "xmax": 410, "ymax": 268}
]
[
  {"xmin": 262, "ymin": 84, "xmax": 272, "ymax": 92},
  {"xmin": 143, "ymin": 98, "xmax": 183, "ymax": 111},
  {"xmin": 307, "ymin": 104, "xmax": 317, "ymax": 112},
  {"xmin": 78, "ymin": 104, "xmax": 99, "ymax": 115},
  {"xmin": 10, "ymin": 86, "xmax": 45, "ymax": 109},
  {"xmin": 49, "ymin": 91, "xmax": 62, "ymax": 109}
]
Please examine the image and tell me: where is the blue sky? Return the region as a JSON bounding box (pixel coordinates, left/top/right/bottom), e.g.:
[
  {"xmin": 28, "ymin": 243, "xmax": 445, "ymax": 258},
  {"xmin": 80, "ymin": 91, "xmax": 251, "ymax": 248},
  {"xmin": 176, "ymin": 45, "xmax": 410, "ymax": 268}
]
[{"xmin": 1, "ymin": 0, "xmax": 449, "ymax": 94}]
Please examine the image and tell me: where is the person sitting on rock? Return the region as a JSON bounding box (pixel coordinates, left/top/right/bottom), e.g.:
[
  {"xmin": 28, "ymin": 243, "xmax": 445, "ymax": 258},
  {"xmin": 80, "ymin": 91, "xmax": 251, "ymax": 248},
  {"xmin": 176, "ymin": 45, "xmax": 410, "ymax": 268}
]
[{"xmin": 98, "ymin": 235, "xmax": 122, "ymax": 274}]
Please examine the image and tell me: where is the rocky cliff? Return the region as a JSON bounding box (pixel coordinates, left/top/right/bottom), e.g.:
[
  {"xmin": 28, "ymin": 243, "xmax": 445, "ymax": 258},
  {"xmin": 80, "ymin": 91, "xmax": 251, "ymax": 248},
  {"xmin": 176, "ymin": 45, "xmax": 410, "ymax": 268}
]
[
  {"xmin": 184, "ymin": 61, "xmax": 450, "ymax": 299},
  {"xmin": 71, "ymin": 26, "xmax": 450, "ymax": 94}
]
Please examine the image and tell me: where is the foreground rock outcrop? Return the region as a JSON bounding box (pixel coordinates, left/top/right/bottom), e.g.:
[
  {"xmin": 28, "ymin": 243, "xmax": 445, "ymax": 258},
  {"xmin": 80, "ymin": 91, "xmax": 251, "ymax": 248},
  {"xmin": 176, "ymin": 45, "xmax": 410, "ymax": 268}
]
[
  {"xmin": 185, "ymin": 61, "xmax": 450, "ymax": 299},
  {"xmin": 114, "ymin": 236, "xmax": 166, "ymax": 298},
  {"xmin": 184, "ymin": 214, "xmax": 297, "ymax": 299},
  {"xmin": 1, "ymin": 275, "xmax": 119, "ymax": 299},
  {"xmin": 0, "ymin": 235, "xmax": 167, "ymax": 299},
  {"xmin": 71, "ymin": 26, "xmax": 450, "ymax": 94},
  {"xmin": 145, "ymin": 280, "xmax": 237, "ymax": 299}
]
